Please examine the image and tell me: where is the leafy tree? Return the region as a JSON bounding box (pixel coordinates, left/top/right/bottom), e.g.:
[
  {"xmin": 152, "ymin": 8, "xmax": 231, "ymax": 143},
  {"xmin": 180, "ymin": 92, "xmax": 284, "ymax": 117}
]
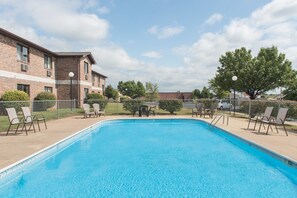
[
  {"xmin": 117, "ymin": 80, "xmax": 145, "ymax": 99},
  {"xmin": 105, "ymin": 85, "xmax": 119, "ymax": 100},
  {"xmin": 159, "ymin": 100, "xmax": 183, "ymax": 114},
  {"xmin": 105, "ymin": 85, "xmax": 114, "ymax": 100},
  {"xmin": 209, "ymin": 79, "xmax": 230, "ymax": 98},
  {"xmin": 283, "ymin": 83, "xmax": 297, "ymax": 101},
  {"xmin": 192, "ymin": 87, "xmax": 213, "ymax": 99},
  {"xmin": 210, "ymin": 46, "xmax": 295, "ymax": 99},
  {"xmin": 145, "ymin": 82, "xmax": 159, "ymax": 101},
  {"xmin": 192, "ymin": 89, "xmax": 201, "ymax": 99}
]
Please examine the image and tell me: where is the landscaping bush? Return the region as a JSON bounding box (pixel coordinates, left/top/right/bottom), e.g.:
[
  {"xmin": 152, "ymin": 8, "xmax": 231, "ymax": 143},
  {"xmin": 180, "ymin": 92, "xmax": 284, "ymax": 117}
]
[
  {"xmin": 85, "ymin": 93, "xmax": 108, "ymax": 110},
  {"xmin": 159, "ymin": 100, "xmax": 183, "ymax": 114},
  {"xmin": 0, "ymin": 90, "xmax": 30, "ymax": 114},
  {"xmin": 123, "ymin": 100, "xmax": 142, "ymax": 114},
  {"xmin": 33, "ymin": 92, "xmax": 56, "ymax": 111}
]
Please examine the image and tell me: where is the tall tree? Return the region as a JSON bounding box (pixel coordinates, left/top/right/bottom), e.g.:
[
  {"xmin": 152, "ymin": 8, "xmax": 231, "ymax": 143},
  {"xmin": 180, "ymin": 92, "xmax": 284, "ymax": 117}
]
[
  {"xmin": 117, "ymin": 80, "xmax": 145, "ymax": 99},
  {"xmin": 105, "ymin": 85, "xmax": 114, "ymax": 100},
  {"xmin": 210, "ymin": 46, "xmax": 295, "ymax": 99},
  {"xmin": 145, "ymin": 82, "xmax": 159, "ymax": 101},
  {"xmin": 192, "ymin": 89, "xmax": 201, "ymax": 99}
]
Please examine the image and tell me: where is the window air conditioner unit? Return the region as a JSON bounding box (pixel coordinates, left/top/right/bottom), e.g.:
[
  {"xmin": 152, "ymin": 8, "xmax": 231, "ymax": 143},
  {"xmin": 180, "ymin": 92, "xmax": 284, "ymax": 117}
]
[
  {"xmin": 85, "ymin": 74, "xmax": 88, "ymax": 80},
  {"xmin": 21, "ymin": 64, "xmax": 28, "ymax": 71},
  {"xmin": 47, "ymin": 70, "xmax": 52, "ymax": 77}
]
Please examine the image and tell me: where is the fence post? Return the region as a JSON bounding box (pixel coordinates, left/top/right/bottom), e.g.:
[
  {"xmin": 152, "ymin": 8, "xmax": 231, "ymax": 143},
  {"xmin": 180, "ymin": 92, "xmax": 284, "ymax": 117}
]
[
  {"xmin": 248, "ymin": 100, "xmax": 251, "ymax": 117},
  {"xmin": 57, "ymin": 100, "xmax": 59, "ymax": 119}
]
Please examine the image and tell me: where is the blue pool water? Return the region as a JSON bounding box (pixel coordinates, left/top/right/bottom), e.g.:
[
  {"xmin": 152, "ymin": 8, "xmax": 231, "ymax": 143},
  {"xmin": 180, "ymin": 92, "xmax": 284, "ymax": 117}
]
[{"xmin": 0, "ymin": 119, "xmax": 297, "ymax": 197}]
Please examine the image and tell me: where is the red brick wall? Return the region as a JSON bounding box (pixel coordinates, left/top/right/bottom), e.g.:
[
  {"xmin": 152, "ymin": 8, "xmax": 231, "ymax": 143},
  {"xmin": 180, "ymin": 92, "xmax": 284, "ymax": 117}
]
[
  {"xmin": 0, "ymin": 33, "xmax": 57, "ymax": 99},
  {"xmin": 159, "ymin": 92, "xmax": 193, "ymax": 100}
]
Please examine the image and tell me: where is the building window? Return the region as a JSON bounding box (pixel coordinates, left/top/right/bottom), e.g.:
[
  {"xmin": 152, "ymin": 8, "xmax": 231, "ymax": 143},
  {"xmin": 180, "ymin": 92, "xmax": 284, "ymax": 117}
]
[
  {"xmin": 44, "ymin": 55, "xmax": 52, "ymax": 69},
  {"xmin": 17, "ymin": 84, "xmax": 30, "ymax": 96},
  {"xmin": 84, "ymin": 88, "xmax": 89, "ymax": 99},
  {"xmin": 84, "ymin": 62, "xmax": 89, "ymax": 74},
  {"xmin": 44, "ymin": 86, "xmax": 53, "ymax": 93},
  {"xmin": 17, "ymin": 44, "xmax": 29, "ymax": 63}
]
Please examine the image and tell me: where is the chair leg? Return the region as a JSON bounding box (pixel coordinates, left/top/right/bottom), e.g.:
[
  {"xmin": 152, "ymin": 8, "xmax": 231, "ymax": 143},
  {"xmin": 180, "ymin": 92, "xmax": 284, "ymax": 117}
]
[
  {"xmin": 283, "ymin": 124, "xmax": 288, "ymax": 136},
  {"xmin": 274, "ymin": 125, "xmax": 279, "ymax": 134},
  {"xmin": 6, "ymin": 124, "xmax": 12, "ymax": 136},
  {"xmin": 37, "ymin": 121, "xmax": 41, "ymax": 131},
  {"xmin": 258, "ymin": 122, "xmax": 263, "ymax": 133},
  {"xmin": 44, "ymin": 119, "xmax": 47, "ymax": 129},
  {"xmin": 266, "ymin": 123, "xmax": 272, "ymax": 135},
  {"xmin": 253, "ymin": 120, "xmax": 258, "ymax": 130},
  {"xmin": 247, "ymin": 119, "xmax": 251, "ymax": 129}
]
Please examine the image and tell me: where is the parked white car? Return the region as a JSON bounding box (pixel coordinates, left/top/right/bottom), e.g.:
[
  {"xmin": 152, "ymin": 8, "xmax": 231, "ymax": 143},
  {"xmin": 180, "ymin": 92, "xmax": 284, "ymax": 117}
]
[{"xmin": 217, "ymin": 100, "xmax": 233, "ymax": 110}]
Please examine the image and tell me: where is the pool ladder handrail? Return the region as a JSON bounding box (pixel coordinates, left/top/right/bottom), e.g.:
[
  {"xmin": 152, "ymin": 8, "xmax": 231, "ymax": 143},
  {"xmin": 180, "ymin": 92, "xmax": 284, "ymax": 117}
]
[{"xmin": 210, "ymin": 114, "xmax": 229, "ymax": 126}]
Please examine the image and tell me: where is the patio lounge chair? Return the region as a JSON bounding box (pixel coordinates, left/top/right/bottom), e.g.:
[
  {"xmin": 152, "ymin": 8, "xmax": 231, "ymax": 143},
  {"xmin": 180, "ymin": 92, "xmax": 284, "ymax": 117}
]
[
  {"xmin": 21, "ymin": 107, "xmax": 47, "ymax": 131},
  {"xmin": 192, "ymin": 103, "xmax": 204, "ymax": 117},
  {"xmin": 92, "ymin": 103, "xmax": 105, "ymax": 117},
  {"xmin": 204, "ymin": 103, "xmax": 218, "ymax": 119},
  {"xmin": 247, "ymin": 106, "xmax": 273, "ymax": 130},
  {"xmin": 258, "ymin": 108, "xmax": 289, "ymax": 136},
  {"xmin": 83, "ymin": 104, "xmax": 95, "ymax": 118},
  {"xmin": 5, "ymin": 108, "xmax": 35, "ymax": 136}
]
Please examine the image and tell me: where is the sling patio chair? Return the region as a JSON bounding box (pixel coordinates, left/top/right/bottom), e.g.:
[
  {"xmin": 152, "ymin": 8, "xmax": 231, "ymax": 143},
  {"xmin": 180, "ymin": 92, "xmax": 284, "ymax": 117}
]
[
  {"xmin": 192, "ymin": 103, "xmax": 204, "ymax": 117},
  {"xmin": 21, "ymin": 106, "xmax": 47, "ymax": 131},
  {"xmin": 258, "ymin": 107, "xmax": 289, "ymax": 136},
  {"xmin": 92, "ymin": 103, "xmax": 105, "ymax": 117},
  {"xmin": 83, "ymin": 104, "xmax": 95, "ymax": 118},
  {"xmin": 247, "ymin": 106, "xmax": 273, "ymax": 130},
  {"xmin": 204, "ymin": 103, "xmax": 218, "ymax": 119},
  {"xmin": 5, "ymin": 107, "xmax": 35, "ymax": 136}
]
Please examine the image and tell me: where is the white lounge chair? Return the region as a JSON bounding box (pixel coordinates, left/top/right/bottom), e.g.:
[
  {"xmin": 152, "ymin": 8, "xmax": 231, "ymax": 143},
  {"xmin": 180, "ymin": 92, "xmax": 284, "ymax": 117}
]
[
  {"xmin": 21, "ymin": 107, "xmax": 47, "ymax": 131},
  {"xmin": 83, "ymin": 104, "xmax": 95, "ymax": 118},
  {"xmin": 92, "ymin": 103, "xmax": 105, "ymax": 117},
  {"xmin": 258, "ymin": 108, "xmax": 289, "ymax": 136},
  {"xmin": 6, "ymin": 107, "xmax": 35, "ymax": 136}
]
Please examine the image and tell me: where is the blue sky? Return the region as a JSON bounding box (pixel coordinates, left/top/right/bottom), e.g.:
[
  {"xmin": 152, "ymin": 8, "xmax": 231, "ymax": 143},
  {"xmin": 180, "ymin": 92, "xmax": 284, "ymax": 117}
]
[{"xmin": 0, "ymin": 0, "xmax": 296, "ymax": 92}]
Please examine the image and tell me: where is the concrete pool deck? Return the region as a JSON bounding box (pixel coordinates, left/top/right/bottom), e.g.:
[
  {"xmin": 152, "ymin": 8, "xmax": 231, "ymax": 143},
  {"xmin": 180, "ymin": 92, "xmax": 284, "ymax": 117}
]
[{"xmin": 0, "ymin": 115, "xmax": 297, "ymax": 169}]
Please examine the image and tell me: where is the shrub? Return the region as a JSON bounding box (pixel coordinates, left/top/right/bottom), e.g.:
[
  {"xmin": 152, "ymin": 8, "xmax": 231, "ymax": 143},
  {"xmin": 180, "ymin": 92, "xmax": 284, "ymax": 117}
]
[
  {"xmin": 123, "ymin": 100, "xmax": 142, "ymax": 114},
  {"xmin": 85, "ymin": 93, "xmax": 108, "ymax": 110},
  {"xmin": 0, "ymin": 90, "xmax": 30, "ymax": 113},
  {"xmin": 33, "ymin": 92, "xmax": 56, "ymax": 111},
  {"xmin": 159, "ymin": 100, "xmax": 183, "ymax": 114}
]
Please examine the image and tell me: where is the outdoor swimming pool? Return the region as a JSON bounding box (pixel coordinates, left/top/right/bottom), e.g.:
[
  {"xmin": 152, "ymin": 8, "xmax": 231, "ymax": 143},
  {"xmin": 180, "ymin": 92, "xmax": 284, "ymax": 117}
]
[{"xmin": 0, "ymin": 119, "xmax": 297, "ymax": 197}]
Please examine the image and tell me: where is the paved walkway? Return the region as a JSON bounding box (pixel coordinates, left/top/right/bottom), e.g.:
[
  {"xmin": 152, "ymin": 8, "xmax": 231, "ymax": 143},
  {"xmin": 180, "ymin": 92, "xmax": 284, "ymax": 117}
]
[{"xmin": 0, "ymin": 115, "xmax": 297, "ymax": 169}]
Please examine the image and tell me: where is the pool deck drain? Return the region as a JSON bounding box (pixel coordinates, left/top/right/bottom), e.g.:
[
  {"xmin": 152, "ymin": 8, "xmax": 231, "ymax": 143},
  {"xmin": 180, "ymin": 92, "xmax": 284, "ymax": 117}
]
[{"xmin": 0, "ymin": 115, "xmax": 297, "ymax": 169}]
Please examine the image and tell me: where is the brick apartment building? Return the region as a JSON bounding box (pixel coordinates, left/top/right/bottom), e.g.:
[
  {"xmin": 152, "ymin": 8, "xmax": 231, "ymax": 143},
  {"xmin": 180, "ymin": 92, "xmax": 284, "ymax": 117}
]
[{"xmin": 0, "ymin": 27, "xmax": 107, "ymax": 103}]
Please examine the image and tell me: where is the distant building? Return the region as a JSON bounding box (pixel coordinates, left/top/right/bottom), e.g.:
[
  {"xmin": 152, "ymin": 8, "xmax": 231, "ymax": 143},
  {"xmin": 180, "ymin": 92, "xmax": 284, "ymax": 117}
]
[
  {"xmin": 158, "ymin": 92, "xmax": 192, "ymax": 100},
  {"xmin": 0, "ymin": 27, "xmax": 107, "ymax": 104}
]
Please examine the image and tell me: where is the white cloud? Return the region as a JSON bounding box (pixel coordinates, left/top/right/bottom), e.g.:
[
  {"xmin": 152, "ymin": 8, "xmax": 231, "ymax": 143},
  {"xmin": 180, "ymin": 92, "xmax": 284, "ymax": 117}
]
[
  {"xmin": 204, "ymin": 13, "xmax": 223, "ymax": 25},
  {"xmin": 98, "ymin": 6, "xmax": 110, "ymax": 14},
  {"xmin": 0, "ymin": 0, "xmax": 109, "ymax": 44},
  {"xmin": 142, "ymin": 51, "xmax": 162, "ymax": 59},
  {"xmin": 148, "ymin": 25, "xmax": 184, "ymax": 39}
]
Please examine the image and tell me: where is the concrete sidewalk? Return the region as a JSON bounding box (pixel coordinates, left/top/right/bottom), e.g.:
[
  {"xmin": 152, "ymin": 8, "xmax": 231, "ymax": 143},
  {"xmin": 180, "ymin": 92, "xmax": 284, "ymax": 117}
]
[{"xmin": 0, "ymin": 115, "xmax": 297, "ymax": 169}]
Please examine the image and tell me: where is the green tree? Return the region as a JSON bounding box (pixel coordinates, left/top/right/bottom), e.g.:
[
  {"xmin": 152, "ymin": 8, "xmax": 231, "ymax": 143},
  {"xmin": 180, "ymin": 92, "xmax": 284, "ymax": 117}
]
[
  {"xmin": 105, "ymin": 85, "xmax": 115, "ymax": 100},
  {"xmin": 117, "ymin": 80, "xmax": 145, "ymax": 99},
  {"xmin": 112, "ymin": 89, "xmax": 119, "ymax": 100},
  {"xmin": 192, "ymin": 89, "xmax": 201, "ymax": 99},
  {"xmin": 200, "ymin": 86, "xmax": 213, "ymax": 98},
  {"xmin": 210, "ymin": 46, "xmax": 295, "ymax": 99},
  {"xmin": 145, "ymin": 82, "xmax": 159, "ymax": 101}
]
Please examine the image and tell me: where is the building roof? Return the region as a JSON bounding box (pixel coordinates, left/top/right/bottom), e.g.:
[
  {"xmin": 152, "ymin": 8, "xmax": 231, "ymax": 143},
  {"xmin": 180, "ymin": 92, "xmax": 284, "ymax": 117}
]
[
  {"xmin": 55, "ymin": 52, "xmax": 96, "ymax": 64},
  {"xmin": 92, "ymin": 70, "xmax": 108, "ymax": 78},
  {"xmin": 0, "ymin": 27, "xmax": 57, "ymax": 56}
]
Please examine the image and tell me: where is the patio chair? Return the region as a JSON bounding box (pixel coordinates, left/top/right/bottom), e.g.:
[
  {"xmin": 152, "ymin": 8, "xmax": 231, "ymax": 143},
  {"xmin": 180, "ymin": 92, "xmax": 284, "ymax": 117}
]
[
  {"xmin": 83, "ymin": 104, "xmax": 95, "ymax": 118},
  {"xmin": 5, "ymin": 108, "xmax": 35, "ymax": 136},
  {"xmin": 92, "ymin": 103, "xmax": 105, "ymax": 117},
  {"xmin": 258, "ymin": 108, "xmax": 289, "ymax": 136},
  {"xmin": 204, "ymin": 103, "xmax": 218, "ymax": 119},
  {"xmin": 192, "ymin": 103, "xmax": 204, "ymax": 117},
  {"xmin": 21, "ymin": 107, "xmax": 47, "ymax": 131},
  {"xmin": 247, "ymin": 107, "xmax": 273, "ymax": 130}
]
